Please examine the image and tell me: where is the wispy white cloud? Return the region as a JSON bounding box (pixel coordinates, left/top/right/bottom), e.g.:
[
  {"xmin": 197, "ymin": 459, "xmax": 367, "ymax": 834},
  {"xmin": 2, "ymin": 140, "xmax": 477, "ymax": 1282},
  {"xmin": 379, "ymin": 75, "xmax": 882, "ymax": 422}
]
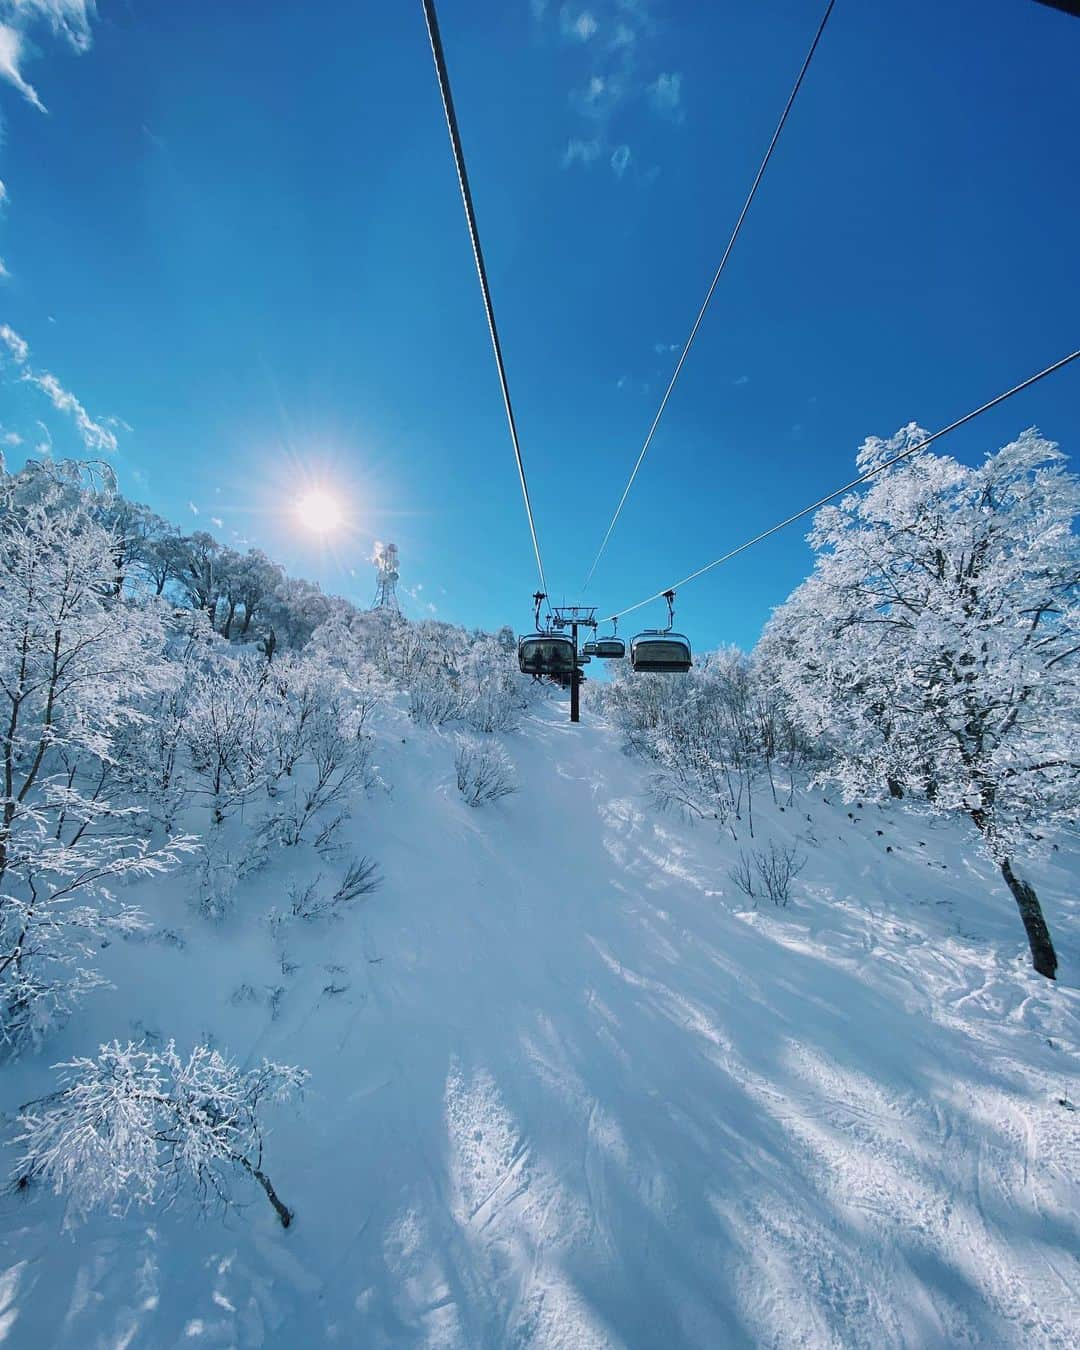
[
  {"xmin": 0, "ymin": 322, "xmax": 120, "ymax": 452},
  {"xmin": 0, "ymin": 24, "xmax": 46, "ymax": 111},
  {"xmin": 0, "ymin": 3, "xmax": 100, "ymax": 295},
  {"xmin": 188, "ymin": 501, "xmax": 199, "ymax": 515},
  {"xmin": 25, "ymin": 369, "xmax": 117, "ymax": 452},
  {"xmin": 30, "ymin": 1, "xmax": 95, "ymax": 53},
  {"xmin": 0, "ymin": 1, "xmax": 97, "ymax": 112},
  {"xmin": 610, "ymin": 144, "xmax": 631, "ymax": 177},
  {"xmin": 0, "ymin": 324, "xmax": 29, "ymax": 363},
  {"xmin": 734, "ymin": 374, "xmax": 750, "ymax": 386},
  {"xmin": 0, "ymin": 426, "xmax": 21, "ymax": 445},
  {"xmin": 561, "ymin": 7, "xmax": 598, "ymax": 41},
  {"xmin": 542, "ymin": 1, "xmax": 674, "ymax": 180},
  {"xmin": 211, "ymin": 516, "xmax": 224, "ymax": 528},
  {"xmin": 654, "ymin": 341, "xmax": 678, "ymax": 355},
  {"xmin": 562, "ymin": 136, "xmax": 602, "ymax": 167},
  {"xmin": 647, "ymin": 70, "xmax": 683, "ymax": 119}
]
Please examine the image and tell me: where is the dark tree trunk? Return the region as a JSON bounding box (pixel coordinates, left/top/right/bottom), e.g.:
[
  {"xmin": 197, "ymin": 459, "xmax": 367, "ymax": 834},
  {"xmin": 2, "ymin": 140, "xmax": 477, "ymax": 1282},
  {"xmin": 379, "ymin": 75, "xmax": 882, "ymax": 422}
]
[
  {"xmin": 1001, "ymin": 858, "xmax": 1058, "ymax": 981},
  {"xmin": 236, "ymin": 1154, "xmax": 293, "ymax": 1227},
  {"xmin": 887, "ymin": 777, "xmax": 904, "ymax": 800}
]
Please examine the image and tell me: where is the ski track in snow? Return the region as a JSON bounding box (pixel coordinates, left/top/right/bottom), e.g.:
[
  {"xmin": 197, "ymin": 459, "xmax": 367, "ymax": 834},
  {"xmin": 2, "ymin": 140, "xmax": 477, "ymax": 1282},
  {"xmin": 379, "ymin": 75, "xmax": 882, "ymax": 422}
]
[{"xmin": 1, "ymin": 696, "xmax": 1078, "ymax": 1348}]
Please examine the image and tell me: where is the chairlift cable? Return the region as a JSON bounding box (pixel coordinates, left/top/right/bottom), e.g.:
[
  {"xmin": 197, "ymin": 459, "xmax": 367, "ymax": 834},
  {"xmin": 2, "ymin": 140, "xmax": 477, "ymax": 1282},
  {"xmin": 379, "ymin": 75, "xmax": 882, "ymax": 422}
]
[
  {"xmin": 603, "ymin": 347, "xmax": 1080, "ymax": 623},
  {"xmin": 420, "ymin": 0, "xmax": 549, "ymax": 598},
  {"xmin": 581, "ymin": 0, "xmax": 838, "ymax": 593}
]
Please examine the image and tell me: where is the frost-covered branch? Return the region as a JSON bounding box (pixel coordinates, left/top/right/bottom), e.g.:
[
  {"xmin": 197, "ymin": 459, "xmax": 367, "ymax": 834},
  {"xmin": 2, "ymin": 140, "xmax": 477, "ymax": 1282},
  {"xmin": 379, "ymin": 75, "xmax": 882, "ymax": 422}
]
[{"xmin": 14, "ymin": 1040, "xmax": 306, "ymax": 1228}]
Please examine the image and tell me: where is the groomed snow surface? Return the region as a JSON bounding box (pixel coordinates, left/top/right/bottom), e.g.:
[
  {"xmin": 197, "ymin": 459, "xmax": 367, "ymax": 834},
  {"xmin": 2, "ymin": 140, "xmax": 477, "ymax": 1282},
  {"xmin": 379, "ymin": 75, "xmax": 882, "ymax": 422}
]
[{"xmin": 1, "ymin": 696, "xmax": 1078, "ymax": 1348}]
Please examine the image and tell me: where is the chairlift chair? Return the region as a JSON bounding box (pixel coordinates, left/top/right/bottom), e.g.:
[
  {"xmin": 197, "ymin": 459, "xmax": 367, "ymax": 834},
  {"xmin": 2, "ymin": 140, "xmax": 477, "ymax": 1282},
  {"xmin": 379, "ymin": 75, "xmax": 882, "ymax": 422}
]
[
  {"xmin": 582, "ymin": 640, "xmax": 598, "ymax": 657},
  {"xmin": 517, "ymin": 592, "xmax": 577, "ymax": 676},
  {"xmin": 594, "ymin": 638, "xmax": 626, "ymax": 658},
  {"xmin": 594, "ymin": 621, "xmax": 629, "ymax": 658},
  {"xmin": 630, "ymin": 590, "xmax": 692, "ymax": 673},
  {"xmin": 594, "ymin": 621, "xmax": 626, "ymax": 660},
  {"xmin": 517, "ymin": 632, "xmax": 576, "ymax": 676},
  {"xmin": 630, "ymin": 631, "xmax": 693, "ymax": 672}
]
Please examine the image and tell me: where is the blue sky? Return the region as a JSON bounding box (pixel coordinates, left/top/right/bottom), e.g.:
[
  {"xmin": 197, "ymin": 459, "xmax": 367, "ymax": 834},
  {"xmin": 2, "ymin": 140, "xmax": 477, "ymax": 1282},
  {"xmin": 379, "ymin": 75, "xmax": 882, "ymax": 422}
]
[{"xmin": 0, "ymin": 0, "xmax": 1077, "ymax": 652}]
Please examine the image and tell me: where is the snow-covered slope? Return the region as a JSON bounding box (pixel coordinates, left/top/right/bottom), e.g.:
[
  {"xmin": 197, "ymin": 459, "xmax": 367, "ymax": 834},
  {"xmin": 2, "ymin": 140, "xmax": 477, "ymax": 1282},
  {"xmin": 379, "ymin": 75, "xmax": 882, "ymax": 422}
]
[{"xmin": 2, "ymin": 696, "xmax": 1078, "ymax": 1348}]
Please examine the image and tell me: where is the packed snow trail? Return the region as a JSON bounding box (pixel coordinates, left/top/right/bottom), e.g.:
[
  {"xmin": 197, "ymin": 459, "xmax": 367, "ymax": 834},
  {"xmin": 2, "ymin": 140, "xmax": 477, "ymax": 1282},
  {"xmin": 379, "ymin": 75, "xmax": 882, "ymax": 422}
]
[{"xmin": 1, "ymin": 697, "xmax": 1078, "ymax": 1347}]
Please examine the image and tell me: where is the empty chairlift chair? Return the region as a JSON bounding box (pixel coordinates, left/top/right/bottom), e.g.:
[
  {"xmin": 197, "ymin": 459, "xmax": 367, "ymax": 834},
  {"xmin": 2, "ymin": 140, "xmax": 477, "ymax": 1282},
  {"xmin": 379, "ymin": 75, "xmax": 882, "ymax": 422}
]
[
  {"xmin": 630, "ymin": 631, "xmax": 692, "ymax": 672},
  {"xmin": 629, "ymin": 590, "xmax": 692, "ymax": 673},
  {"xmin": 594, "ymin": 625, "xmax": 626, "ymax": 660}
]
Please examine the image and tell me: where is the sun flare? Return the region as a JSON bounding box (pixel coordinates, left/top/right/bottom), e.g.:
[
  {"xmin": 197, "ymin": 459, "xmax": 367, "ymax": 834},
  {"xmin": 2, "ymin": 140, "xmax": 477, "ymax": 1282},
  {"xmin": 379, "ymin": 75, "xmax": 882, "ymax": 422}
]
[{"xmin": 296, "ymin": 488, "xmax": 344, "ymax": 533}]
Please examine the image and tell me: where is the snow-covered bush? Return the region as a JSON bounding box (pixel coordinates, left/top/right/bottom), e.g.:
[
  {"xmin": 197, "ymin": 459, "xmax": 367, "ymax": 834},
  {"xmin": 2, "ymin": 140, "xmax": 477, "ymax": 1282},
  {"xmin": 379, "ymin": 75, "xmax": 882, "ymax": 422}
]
[
  {"xmin": 195, "ymin": 835, "xmax": 241, "ymax": 920},
  {"xmin": 756, "ymin": 840, "xmax": 806, "ymax": 906},
  {"xmin": 738, "ymin": 841, "xmax": 805, "ymax": 906},
  {"xmin": 763, "ymin": 427, "xmax": 1080, "ymax": 978},
  {"xmin": 273, "ymin": 856, "xmax": 381, "ymax": 927},
  {"xmin": 409, "ymin": 662, "xmax": 467, "ymax": 726},
  {"xmin": 454, "ymin": 737, "xmax": 518, "ymax": 807},
  {"xmin": 602, "ymin": 647, "xmax": 810, "ymax": 834},
  {"xmin": 15, "ymin": 1040, "xmax": 306, "ymax": 1228}
]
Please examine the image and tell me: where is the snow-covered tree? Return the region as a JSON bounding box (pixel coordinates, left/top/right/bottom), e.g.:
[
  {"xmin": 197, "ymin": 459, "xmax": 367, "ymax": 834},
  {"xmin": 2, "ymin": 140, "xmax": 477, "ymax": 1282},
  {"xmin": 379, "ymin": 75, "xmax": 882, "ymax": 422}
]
[
  {"xmin": 601, "ymin": 647, "xmax": 809, "ymax": 832},
  {"xmin": 223, "ymin": 549, "xmax": 284, "ymax": 641},
  {"xmin": 461, "ymin": 634, "xmax": 527, "ymax": 733},
  {"xmin": 173, "ymin": 531, "xmax": 224, "ymax": 622},
  {"xmin": 763, "ymin": 427, "xmax": 1080, "ymax": 978},
  {"xmin": 184, "ymin": 652, "xmax": 271, "ymax": 825},
  {"xmin": 308, "ymin": 612, "xmax": 394, "ymax": 725},
  {"xmin": 15, "ymin": 1040, "xmax": 306, "ymax": 1228},
  {"xmin": 0, "ymin": 504, "xmax": 192, "ymax": 1047},
  {"xmin": 259, "ymin": 652, "xmax": 374, "ymax": 847},
  {"xmin": 260, "ymin": 576, "xmax": 334, "ymax": 654}
]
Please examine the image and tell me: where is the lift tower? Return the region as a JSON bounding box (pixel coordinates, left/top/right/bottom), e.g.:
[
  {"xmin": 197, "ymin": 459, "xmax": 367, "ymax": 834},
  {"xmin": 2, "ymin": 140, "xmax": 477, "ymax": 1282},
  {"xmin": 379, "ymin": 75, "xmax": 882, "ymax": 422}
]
[{"xmin": 551, "ymin": 606, "xmax": 598, "ymax": 724}]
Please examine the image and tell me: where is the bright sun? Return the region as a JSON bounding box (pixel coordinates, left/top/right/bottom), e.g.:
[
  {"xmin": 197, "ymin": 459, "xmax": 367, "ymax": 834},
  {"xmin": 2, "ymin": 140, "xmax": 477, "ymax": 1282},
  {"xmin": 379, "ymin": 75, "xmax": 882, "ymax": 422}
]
[{"xmin": 296, "ymin": 488, "xmax": 344, "ymax": 533}]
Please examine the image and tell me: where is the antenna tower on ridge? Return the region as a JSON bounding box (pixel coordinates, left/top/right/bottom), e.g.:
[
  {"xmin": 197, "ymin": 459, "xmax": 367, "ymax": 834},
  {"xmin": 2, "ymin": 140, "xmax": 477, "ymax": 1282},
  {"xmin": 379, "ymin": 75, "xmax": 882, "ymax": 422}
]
[{"xmin": 371, "ymin": 541, "xmax": 401, "ymax": 614}]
